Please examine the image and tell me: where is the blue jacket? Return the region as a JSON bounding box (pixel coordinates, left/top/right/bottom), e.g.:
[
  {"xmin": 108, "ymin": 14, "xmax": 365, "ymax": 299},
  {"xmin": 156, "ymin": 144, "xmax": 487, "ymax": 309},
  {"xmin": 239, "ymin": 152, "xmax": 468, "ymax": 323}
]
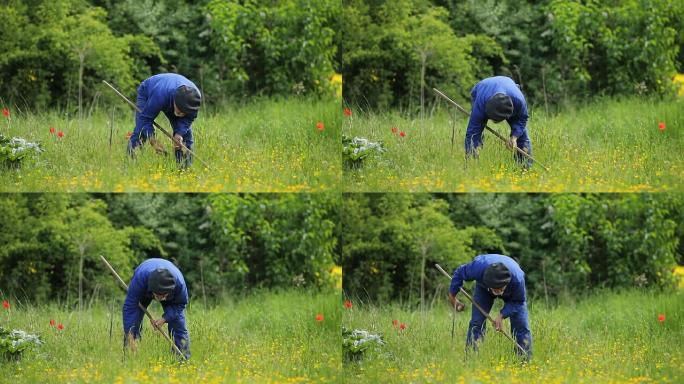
[
  {"xmin": 130, "ymin": 73, "xmax": 200, "ymax": 148},
  {"xmin": 449, "ymin": 254, "xmax": 527, "ymax": 319},
  {"xmin": 465, "ymin": 76, "xmax": 528, "ymax": 153},
  {"xmin": 125, "ymin": 258, "xmax": 188, "ymax": 323}
]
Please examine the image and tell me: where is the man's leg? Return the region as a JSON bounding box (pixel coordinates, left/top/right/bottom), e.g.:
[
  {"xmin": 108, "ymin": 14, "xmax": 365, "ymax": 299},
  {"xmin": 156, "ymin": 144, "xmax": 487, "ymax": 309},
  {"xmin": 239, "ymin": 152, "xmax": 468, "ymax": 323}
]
[
  {"xmin": 122, "ymin": 296, "xmax": 152, "ymax": 350},
  {"xmin": 166, "ymin": 310, "xmax": 191, "ymax": 360},
  {"xmin": 466, "ymin": 284, "xmax": 495, "ymax": 354},
  {"xmin": 509, "ymin": 304, "xmax": 532, "ymax": 361},
  {"xmin": 465, "ymin": 126, "xmax": 485, "ymax": 160},
  {"xmin": 128, "ymin": 81, "xmax": 152, "ymax": 156},
  {"xmin": 514, "ymin": 131, "xmax": 533, "ymax": 169}
]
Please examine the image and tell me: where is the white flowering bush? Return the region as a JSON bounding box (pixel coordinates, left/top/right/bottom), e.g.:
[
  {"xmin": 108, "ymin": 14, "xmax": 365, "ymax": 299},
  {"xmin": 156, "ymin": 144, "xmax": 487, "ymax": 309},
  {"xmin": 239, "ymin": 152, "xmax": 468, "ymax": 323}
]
[
  {"xmin": 342, "ymin": 135, "xmax": 386, "ymax": 169},
  {"xmin": 0, "ymin": 134, "xmax": 43, "ymax": 168},
  {"xmin": 342, "ymin": 326, "xmax": 385, "ymax": 361},
  {"xmin": 0, "ymin": 326, "xmax": 43, "ymax": 361}
]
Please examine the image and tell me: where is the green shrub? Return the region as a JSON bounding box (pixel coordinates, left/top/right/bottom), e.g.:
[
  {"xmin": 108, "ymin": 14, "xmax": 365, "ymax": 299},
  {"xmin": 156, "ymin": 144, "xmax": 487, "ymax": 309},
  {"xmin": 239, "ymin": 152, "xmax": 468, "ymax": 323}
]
[
  {"xmin": 0, "ymin": 135, "xmax": 42, "ymax": 169},
  {"xmin": 342, "ymin": 327, "xmax": 385, "ymax": 362},
  {"xmin": 342, "ymin": 135, "xmax": 386, "ymax": 169},
  {"xmin": 0, "ymin": 327, "xmax": 43, "ymax": 361}
]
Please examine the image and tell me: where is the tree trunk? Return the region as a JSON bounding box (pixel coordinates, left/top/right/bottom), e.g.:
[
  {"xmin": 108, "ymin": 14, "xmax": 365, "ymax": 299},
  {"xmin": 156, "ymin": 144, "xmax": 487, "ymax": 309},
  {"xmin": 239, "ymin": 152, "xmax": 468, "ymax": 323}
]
[
  {"xmin": 542, "ymin": 258, "xmax": 549, "ymax": 308},
  {"xmin": 541, "ymin": 66, "xmax": 549, "ymax": 117},
  {"xmin": 108, "ymin": 107, "xmax": 114, "ymax": 152},
  {"xmin": 200, "ymin": 257, "xmax": 208, "ymax": 310},
  {"xmin": 420, "ymin": 52, "xmax": 427, "ymax": 129},
  {"xmin": 420, "ymin": 246, "xmax": 427, "ymax": 314},
  {"xmin": 78, "ymin": 51, "xmax": 85, "ymax": 125},
  {"xmin": 200, "ymin": 65, "xmax": 206, "ymax": 108},
  {"xmin": 78, "ymin": 246, "xmax": 85, "ymax": 312},
  {"xmin": 109, "ymin": 299, "xmax": 114, "ymax": 343}
]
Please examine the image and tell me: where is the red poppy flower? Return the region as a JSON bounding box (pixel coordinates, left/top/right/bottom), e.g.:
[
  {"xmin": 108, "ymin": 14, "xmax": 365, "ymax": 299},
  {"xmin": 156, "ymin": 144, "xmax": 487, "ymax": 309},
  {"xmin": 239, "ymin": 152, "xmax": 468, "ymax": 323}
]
[
  {"xmin": 2, "ymin": 300, "xmax": 9, "ymax": 309},
  {"xmin": 57, "ymin": 131, "xmax": 64, "ymax": 138},
  {"xmin": 391, "ymin": 127, "xmax": 398, "ymax": 134},
  {"xmin": 49, "ymin": 127, "xmax": 56, "ymax": 134},
  {"xmin": 658, "ymin": 314, "xmax": 665, "ymax": 323},
  {"xmin": 400, "ymin": 131, "xmax": 406, "ymax": 138},
  {"xmin": 316, "ymin": 122, "xmax": 324, "ymax": 131},
  {"xmin": 343, "ymin": 108, "xmax": 352, "ymax": 117},
  {"xmin": 50, "ymin": 319, "xmax": 56, "ymax": 327},
  {"xmin": 400, "ymin": 323, "xmax": 406, "ymax": 330},
  {"xmin": 315, "ymin": 313, "xmax": 324, "ymax": 322},
  {"xmin": 392, "ymin": 319, "xmax": 398, "ymax": 327},
  {"xmin": 2, "ymin": 108, "xmax": 9, "ymax": 118},
  {"xmin": 658, "ymin": 122, "xmax": 666, "ymax": 131},
  {"xmin": 344, "ymin": 300, "xmax": 352, "ymax": 309},
  {"xmin": 58, "ymin": 323, "xmax": 64, "ymax": 330}
]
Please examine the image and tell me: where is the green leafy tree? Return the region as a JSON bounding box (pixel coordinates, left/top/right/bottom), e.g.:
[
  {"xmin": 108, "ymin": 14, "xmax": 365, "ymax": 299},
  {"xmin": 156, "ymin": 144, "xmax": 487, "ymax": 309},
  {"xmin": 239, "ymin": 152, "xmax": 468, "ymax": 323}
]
[
  {"xmin": 206, "ymin": 0, "xmax": 337, "ymax": 100},
  {"xmin": 0, "ymin": 0, "xmax": 156, "ymax": 110},
  {"xmin": 537, "ymin": 0, "xmax": 679, "ymax": 99},
  {"xmin": 343, "ymin": 0, "xmax": 503, "ymax": 110},
  {"xmin": 343, "ymin": 194, "xmax": 682, "ymax": 305},
  {"xmin": 342, "ymin": 194, "xmax": 504, "ymax": 305},
  {"xmin": 63, "ymin": 199, "xmax": 134, "ymax": 310},
  {"xmin": 408, "ymin": 198, "xmax": 476, "ymax": 311},
  {"xmin": 94, "ymin": 0, "xmax": 205, "ymax": 93},
  {"xmin": 0, "ymin": 194, "xmax": 135, "ymax": 305},
  {"xmin": 206, "ymin": 194, "xmax": 338, "ymax": 294}
]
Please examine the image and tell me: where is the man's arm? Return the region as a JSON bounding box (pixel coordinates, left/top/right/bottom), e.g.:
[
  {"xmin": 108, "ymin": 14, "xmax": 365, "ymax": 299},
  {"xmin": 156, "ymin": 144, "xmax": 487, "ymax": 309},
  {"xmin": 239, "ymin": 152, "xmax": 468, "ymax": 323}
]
[
  {"xmin": 170, "ymin": 113, "xmax": 196, "ymax": 149},
  {"xmin": 123, "ymin": 272, "xmax": 145, "ymax": 308},
  {"xmin": 449, "ymin": 260, "xmax": 478, "ymax": 295},
  {"xmin": 161, "ymin": 284, "xmax": 188, "ymax": 323},
  {"xmin": 130, "ymin": 98, "xmax": 163, "ymax": 148},
  {"xmin": 465, "ymin": 113, "xmax": 487, "ymax": 156},
  {"xmin": 500, "ymin": 280, "xmax": 526, "ymax": 318},
  {"xmin": 161, "ymin": 303, "xmax": 186, "ymax": 323},
  {"xmin": 508, "ymin": 98, "xmax": 528, "ymax": 140},
  {"xmin": 448, "ymin": 260, "xmax": 480, "ymax": 310},
  {"xmin": 171, "ymin": 113, "xmax": 196, "ymax": 138}
]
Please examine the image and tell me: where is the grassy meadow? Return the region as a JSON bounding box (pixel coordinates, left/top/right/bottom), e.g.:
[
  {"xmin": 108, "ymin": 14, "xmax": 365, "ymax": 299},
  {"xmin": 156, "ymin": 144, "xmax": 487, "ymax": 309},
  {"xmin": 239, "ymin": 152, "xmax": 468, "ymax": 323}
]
[
  {"xmin": 342, "ymin": 289, "xmax": 683, "ymax": 383},
  {"xmin": 2, "ymin": 290, "xmax": 340, "ymax": 383},
  {"xmin": 0, "ymin": 98, "xmax": 340, "ymax": 192},
  {"xmin": 343, "ymin": 97, "xmax": 684, "ymax": 192}
]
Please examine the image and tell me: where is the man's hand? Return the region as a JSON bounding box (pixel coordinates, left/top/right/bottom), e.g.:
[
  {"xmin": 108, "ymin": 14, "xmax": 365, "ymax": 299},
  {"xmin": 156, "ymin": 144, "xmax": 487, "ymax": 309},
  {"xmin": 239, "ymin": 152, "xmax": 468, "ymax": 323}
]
[
  {"xmin": 493, "ymin": 313, "xmax": 504, "ymax": 332},
  {"xmin": 173, "ymin": 133, "xmax": 183, "ymax": 151},
  {"xmin": 448, "ymin": 293, "xmax": 466, "ymax": 312},
  {"xmin": 507, "ymin": 136, "xmax": 518, "ymax": 150},
  {"xmin": 126, "ymin": 332, "xmax": 138, "ymax": 352},
  {"xmin": 150, "ymin": 317, "xmax": 166, "ymax": 329},
  {"xmin": 149, "ymin": 137, "xmax": 168, "ymax": 155},
  {"xmin": 471, "ymin": 146, "xmax": 480, "ymax": 159}
]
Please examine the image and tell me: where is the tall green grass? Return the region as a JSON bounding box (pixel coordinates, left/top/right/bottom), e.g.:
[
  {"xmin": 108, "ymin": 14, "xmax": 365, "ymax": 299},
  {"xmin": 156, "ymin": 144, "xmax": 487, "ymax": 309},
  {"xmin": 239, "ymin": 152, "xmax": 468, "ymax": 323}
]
[
  {"xmin": 342, "ymin": 289, "xmax": 683, "ymax": 383},
  {"xmin": 2, "ymin": 290, "xmax": 340, "ymax": 383},
  {"xmin": 343, "ymin": 97, "xmax": 684, "ymax": 192},
  {"xmin": 0, "ymin": 97, "xmax": 341, "ymax": 192}
]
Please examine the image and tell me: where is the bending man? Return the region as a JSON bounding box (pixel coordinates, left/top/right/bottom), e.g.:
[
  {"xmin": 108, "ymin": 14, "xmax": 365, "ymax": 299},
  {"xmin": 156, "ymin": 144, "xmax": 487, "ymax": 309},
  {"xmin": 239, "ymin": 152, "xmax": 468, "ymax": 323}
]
[
  {"xmin": 465, "ymin": 76, "xmax": 532, "ymax": 168},
  {"xmin": 123, "ymin": 258, "xmax": 190, "ymax": 359},
  {"xmin": 127, "ymin": 73, "xmax": 201, "ymax": 168},
  {"xmin": 449, "ymin": 254, "xmax": 532, "ymax": 360}
]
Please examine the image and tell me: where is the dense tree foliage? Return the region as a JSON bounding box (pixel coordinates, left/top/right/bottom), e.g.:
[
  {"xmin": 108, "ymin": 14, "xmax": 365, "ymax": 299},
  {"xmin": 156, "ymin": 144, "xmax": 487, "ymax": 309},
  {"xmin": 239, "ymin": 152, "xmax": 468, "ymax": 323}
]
[
  {"xmin": 343, "ymin": 0, "xmax": 684, "ymax": 110},
  {"xmin": 0, "ymin": 193, "xmax": 340, "ymax": 305},
  {"xmin": 206, "ymin": 0, "xmax": 337, "ymax": 100},
  {"xmin": 342, "ymin": 194, "xmax": 683, "ymax": 305},
  {"xmin": 0, "ymin": 0, "xmax": 339, "ymax": 111},
  {"xmin": 0, "ymin": 0, "xmax": 150, "ymax": 111}
]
